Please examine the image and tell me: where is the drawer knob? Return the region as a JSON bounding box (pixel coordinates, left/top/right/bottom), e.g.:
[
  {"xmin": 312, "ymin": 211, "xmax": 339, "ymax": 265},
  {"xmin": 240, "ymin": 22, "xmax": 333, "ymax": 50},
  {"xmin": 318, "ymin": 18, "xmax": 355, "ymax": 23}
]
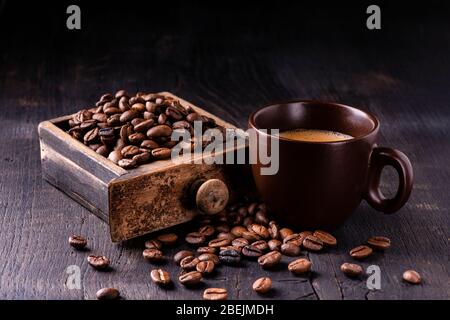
[{"xmin": 195, "ymin": 179, "xmax": 229, "ymax": 215}]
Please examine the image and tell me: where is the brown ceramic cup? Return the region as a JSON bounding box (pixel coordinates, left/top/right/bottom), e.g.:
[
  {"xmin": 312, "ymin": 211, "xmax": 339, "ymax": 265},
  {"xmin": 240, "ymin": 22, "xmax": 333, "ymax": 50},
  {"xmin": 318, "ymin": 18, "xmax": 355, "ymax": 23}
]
[{"xmin": 248, "ymin": 100, "xmax": 413, "ymax": 230}]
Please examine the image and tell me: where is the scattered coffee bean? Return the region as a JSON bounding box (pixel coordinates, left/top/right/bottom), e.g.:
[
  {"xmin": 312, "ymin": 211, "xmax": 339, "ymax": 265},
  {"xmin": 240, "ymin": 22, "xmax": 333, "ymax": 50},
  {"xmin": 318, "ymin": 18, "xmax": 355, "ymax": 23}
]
[
  {"xmin": 219, "ymin": 248, "xmax": 241, "ymax": 265},
  {"xmin": 180, "ymin": 256, "xmax": 200, "ymax": 270},
  {"xmin": 144, "ymin": 239, "xmax": 162, "ymax": 250},
  {"xmin": 303, "ymin": 235, "xmax": 324, "ymax": 252},
  {"xmin": 150, "ymin": 269, "xmax": 171, "ymax": 285},
  {"xmin": 255, "ymin": 211, "xmax": 269, "ymax": 225},
  {"xmin": 258, "ymin": 251, "xmax": 282, "ymax": 268},
  {"xmin": 203, "ymin": 288, "xmax": 228, "ymax": 300},
  {"xmin": 242, "ymin": 245, "xmax": 263, "ymax": 258},
  {"xmin": 185, "ymin": 232, "xmax": 206, "ymax": 246},
  {"xmin": 253, "ymin": 277, "xmax": 272, "ymax": 294},
  {"xmin": 283, "ymin": 233, "xmax": 305, "ymax": 247},
  {"xmin": 279, "ymin": 228, "xmax": 294, "ymax": 240},
  {"xmin": 198, "ymin": 225, "xmax": 215, "ymax": 237},
  {"xmin": 313, "ymin": 230, "xmax": 337, "ymax": 247},
  {"xmin": 96, "ymin": 287, "xmax": 120, "ymax": 300},
  {"xmin": 340, "ymin": 263, "xmax": 363, "ymax": 277},
  {"xmin": 118, "ymin": 158, "xmax": 137, "ymax": 169},
  {"xmin": 281, "ymin": 243, "xmax": 301, "ymax": 256},
  {"xmin": 87, "ymin": 255, "xmax": 110, "ymax": 270},
  {"xmin": 268, "ymin": 239, "xmax": 282, "ymax": 252},
  {"xmin": 268, "ymin": 221, "xmax": 279, "ymax": 239},
  {"xmin": 248, "ymin": 224, "xmax": 270, "ymax": 239},
  {"xmin": 288, "ymin": 258, "xmax": 312, "ymax": 274},
  {"xmin": 367, "ymin": 236, "xmax": 391, "ymax": 250},
  {"xmin": 232, "ymin": 237, "xmax": 249, "ymax": 248},
  {"xmin": 179, "ymin": 271, "xmax": 202, "ymax": 286},
  {"xmin": 197, "ymin": 246, "xmax": 216, "ymax": 254},
  {"xmin": 143, "ymin": 249, "xmax": 164, "ymax": 262},
  {"xmin": 69, "ymin": 235, "xmax": 87, "ymax": 249},
  {"xmin": 173, "ymin": 250, "xmax": 193, "ymax": 265},
  {"xmin": 403, "ymin": 270, "xmax": 421, "ymax": 284},
  {"xmin": 349, "ymin": 245, "xmax": 373, "ymax": 260},
  {"xmin": 231, "ymin": 226, "xmax": 247, "ymax": 238},
  {"xmin": 196, "ymin": 260, "xmax": 215, "ymax": 275},
  {"xmin": 157, "ymin": 233, "xmax": 178, "ymax": 246},
  {"xmin": 217, "ymin": 232, "xmax": 235, "ymax": 241},
  {"xmin": 198, "ymin": 253, "xmax": 220, "ymax": 265},
  {"xmin": 241, "ymin": 231, "xmax": 261, "ymax": 242},
  {"xmin": 252, "ymin": 240, "xmax": 269, "ymax": 252},
  {"xmin": 209, "ymin": 238, "xmax": 231, "ymax": 248}
]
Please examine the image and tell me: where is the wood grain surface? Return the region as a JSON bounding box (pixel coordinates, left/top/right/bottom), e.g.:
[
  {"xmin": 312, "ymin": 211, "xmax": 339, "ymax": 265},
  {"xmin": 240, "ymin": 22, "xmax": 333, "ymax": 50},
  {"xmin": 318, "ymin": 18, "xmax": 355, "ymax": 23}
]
[{"xmin": 0, "ymin": 1, "xmax": 449, "ymax": 299}]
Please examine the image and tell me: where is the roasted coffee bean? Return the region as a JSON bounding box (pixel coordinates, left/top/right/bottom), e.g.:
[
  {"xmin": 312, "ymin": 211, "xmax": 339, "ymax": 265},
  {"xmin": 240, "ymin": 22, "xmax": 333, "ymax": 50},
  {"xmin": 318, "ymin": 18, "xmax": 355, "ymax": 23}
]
[
  {"xmin": 104, "ymin": 107, "xmax": 121, "ymax": 116},
  {"xmin": 248, "ymin": 224, "xmax": 270, "ymax": 239},
  {"xmin": 69, "ymin": 235, "xmax": 87, "ymax": 249},
  {"xmin": 96, "ymin": 287, "xmax": 120, "ymax": 300},
  {"xmin": 143, "ymin": 249, "xmax": 164, "ymax": 262},
  {"xmin": 84, "ymin": 127, "xmax": 99, "ymax": 144},
  {"xmin": 340, "ymin": 263, "xmax": 363, "ymax": 277},
  {"xmin": 87, "ymin": 255, "xmax": 110, "ymax": 270},
  {"xmin": 146, "ymin": 101, "xmax": 159, "ymax": 113},
  {"xmin": 128, "ymin": 132, "xmax": 146, "ymax": 145},
  {"xmin": 180, "ymin": 256, "xmax": 200, "ymax": 270},
  {"xmin": 134, "ymin": 119, "xmax": 154, "ymax": 133},
  {"xmin": 185, "ymin": 232, "xmax": 206, "ymax": 246},
  {"xmin": 268, "ymin": 239, "xmax": 282, "ymax": 251},
  {"xmin": 228, "ymin": 212, "xmax": 244, "ymax": 226},
  {"xmin": 118, "ymin": 158, "xmax": 137, "ymax": 169},
  {"xmin": 232, "ymin": 237, "xmax": 249, "ymax": 248},
  {"xmin": 133, "ymin": 151, "xmax": 151, "ymax": 164},
  {"xmin": 253, "ymin": 277, "xmax": 272, "ymax": 294},
  {"xmin": 242, "ymin": 217, "xmax": 254, "ymax": 227},
  {"xmin": 203, "ymin": 288, "xmax": 228, "ymax": 300},
  {"xmin": 230, "ymin": 226, "xmax": 248, "ymax": 238},
  {"xmin": 303, "ymin": 235, "xmax": 324, "ymax": 252},
  {"xmin": 241, "ymin": 231, "xmax": 261, "ymax": 242},
  {"xmin": 129, "ymin": 96, "xmax": 145, "ymax": 105},
  {"xmin": 118, "ymin": 96, "xmax": 131, "ymax": 112},
  {"xmin": 173, "ymin": 120, "xmax": 192, "ymax": 130},
  {"xmin": 92, "ymin": 113, "xmax": 108, "ymax": 123},
  {"xmin": 100, "ymin": 93, "xmax": 114, "ymax": 102},
  {"xmin": 247, "ymin": 202, "xmax": 259, "ymax": 215},
  {"xmin": 73, "ymin": 109, "xmax": 93, "ymax": 124},
  {"xmin": 208, "ymin": 238, "xmax": 231, "ymax": 248},
  {"xmin": 186, "ymin": 112, "xmax": 202, "ymax": 123},
  {"xmin": 151, "ymin": 147, "xmax": 171, "ymax": 160},
  {"xmin": 179, "ymin": 271, "xmax": 202, "ymax": 286},
  {"xmin": 150, "ymin": 269, "xmax": 171, "ymax": 285},
  {"xmin": 197, "ymin": 246, "xmax": 216, "ymax": 254},
  {"xmin": 131, "ymin": 118, "xmax": 143, "ymax": 127},
  {"xmin": 242, "ymin": 245, "xmax": 263, "ymax": 258},
  {"xmin": 237, "ymin": 206, "xmax": 249, "ymax": 217},
  {"xmin": 80, "ymin": 119, "xmax": 97, "ymax": 131},
  {"xmin": 220, "ymin": 245, "xmax": 242, "ymax": 253},
  {"xmin": 131, "ymin": 103, "xmax": 146, "ymax": 112},
  {"xmin": 258, "ymin": 251, "xmax": 282, "ymax": 268},
  {"xmin": 367, "ymin": 236, "xmax": 391, "ymax": 250},
  {"xmin": 107, "ymin": 114, "xmax": 121, "ymax": 127},
  {"xmin": 166, "ymin": 106, "xmax": 183, "ymax": 121},
  {"xmin": 120, "ymin": 123, "xmax": 133, "ymax": 142},
  {"xmin": 254, "ymin": 211, "xmax": 269, "ymax": 225},
  {"xmin": 120, "ymin": 109, "xmax": 139, "ymax": 123},
  {"xmin": 403, "ymin": 270, "xmax": 421, "ymax": 284},
  {"xmin": 121, "ymin": 145, "xmax": 140, "ymax": 158},
  {"xmin": 217, "ymin": 232, "xmax": 235, "ymax": 241},
  {"xmin": 196, "ymin": 260, "xmax": 215, "ymax": 275},
  {"xmin": 115, "ymin": 90, "xmax": 128, "ymax": 99},
  {"xmin": 288, "ymin": 258, "xmax": 312, "ymax": 274},
  {"xmin": 108, "ymin": 150, "xmax": 123, "ymax": 164},
  {"xmin": 219, "ymin": 248, "xmax": 241, "ymax": 265},
  {"xmin": 141, "ymin": 139, "xmax": 160, "ymax": 149},
  {"xmin": 279, "ymin": 228, "xmax": 294, "ymax": 240},
  {"xmin": 349, "ymin": 245, "xmax": 373, "ymax": 259},
  {"xmin": 145, "ymin": 239, "xmax": 162, "ymax": 250},
  {"xmin": 96, "ymin": 145, "xmax": 109, "ymax": 157},
  {"xmin": 268, "ymin": 221, "xmax": 279, "ymax": 239},
  {"xmin": 147, "ymin": 125, "xmax": 172, "ymax": 138},
  {"xmin": 198, "ymin": 253, "xmax": 220, "ymax": 264},
  {"xmin": 313, "ymin": 230, "xmax": 337, "ymax": 247},
  {"xmin": 156, "ymin": 233, "xmax": 178, "ymax": 245},
  {"xmin": 87, "ymin": 143, "xmax": 101, "ymax": 151},
  {"xmin": 157, "ymin": 113, "xmax": 167, "ymax": 125},
  {"xmin": 252, "ymin": 240, "xmax": 269, "ymax": 252},
  {"xmin": 283, "ymin": 233, "xmax": 305, "ymax": 247},
  {"xmin": 281, "ymin": 243, "xmax": 301, "ymax": 256},
  {"xmin": 198, "ymin": 225, "xmax": 215, "ymax": 238},
  {"xmin": 173, "ymin": 250, "xmax": 193, "ymax": 265}
]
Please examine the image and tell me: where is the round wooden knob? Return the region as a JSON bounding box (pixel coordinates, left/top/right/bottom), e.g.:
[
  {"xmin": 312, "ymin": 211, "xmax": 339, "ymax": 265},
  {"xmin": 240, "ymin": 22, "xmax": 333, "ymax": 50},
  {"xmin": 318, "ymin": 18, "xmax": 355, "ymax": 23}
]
[{"xmin": 195, "ymin": 179, "xmax": 229, "ymax": 215}]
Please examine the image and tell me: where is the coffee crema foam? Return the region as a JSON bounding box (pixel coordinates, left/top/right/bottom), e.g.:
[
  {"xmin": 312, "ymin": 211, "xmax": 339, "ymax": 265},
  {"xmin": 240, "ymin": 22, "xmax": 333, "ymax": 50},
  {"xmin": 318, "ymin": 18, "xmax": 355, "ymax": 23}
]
[{"xmin": 276, "ymin": 129, "xmax": 353, "ymax": 142}]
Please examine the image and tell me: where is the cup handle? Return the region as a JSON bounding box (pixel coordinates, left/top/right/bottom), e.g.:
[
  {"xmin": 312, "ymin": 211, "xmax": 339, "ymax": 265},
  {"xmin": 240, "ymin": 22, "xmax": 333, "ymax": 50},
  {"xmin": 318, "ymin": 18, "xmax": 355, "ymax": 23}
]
[{"xmin": 364, "ymin": 147, "xmax": 413, "ymax": 213}]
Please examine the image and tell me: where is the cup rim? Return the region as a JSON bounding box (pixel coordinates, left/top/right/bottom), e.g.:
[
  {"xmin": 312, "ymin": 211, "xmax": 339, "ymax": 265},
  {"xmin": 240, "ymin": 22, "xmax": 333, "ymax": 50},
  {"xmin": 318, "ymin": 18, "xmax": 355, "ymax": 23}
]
[{"xmin": 248, "ymin": 99, "xmax": 380, "ymax": 145}]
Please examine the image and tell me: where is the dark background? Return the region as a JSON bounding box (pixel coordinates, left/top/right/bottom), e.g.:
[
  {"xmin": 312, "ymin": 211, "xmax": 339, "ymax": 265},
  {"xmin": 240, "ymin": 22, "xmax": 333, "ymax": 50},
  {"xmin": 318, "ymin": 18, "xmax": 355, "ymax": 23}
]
[{"xmin": 0, "ymin": 0, "xmax": 449, "ymax": 300}]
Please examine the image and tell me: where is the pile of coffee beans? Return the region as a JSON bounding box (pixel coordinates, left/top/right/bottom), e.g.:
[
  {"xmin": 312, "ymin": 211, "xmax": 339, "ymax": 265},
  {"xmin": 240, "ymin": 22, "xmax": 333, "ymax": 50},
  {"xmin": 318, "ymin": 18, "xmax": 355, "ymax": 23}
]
[
  {"xmin": 66, "ymin": 91, "xmax": 226, "ymax": 169},
  {"xmin": 69, "ymin": 199, "xmax": 422, "ymax": 300}
]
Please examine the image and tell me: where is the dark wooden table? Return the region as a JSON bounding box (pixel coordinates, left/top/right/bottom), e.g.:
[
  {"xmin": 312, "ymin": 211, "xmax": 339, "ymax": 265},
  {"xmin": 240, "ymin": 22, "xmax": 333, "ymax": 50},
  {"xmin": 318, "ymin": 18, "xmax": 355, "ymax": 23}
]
[{"xmin": 0, "ymin": 1, "xmax": 449, "ymax": 300}]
